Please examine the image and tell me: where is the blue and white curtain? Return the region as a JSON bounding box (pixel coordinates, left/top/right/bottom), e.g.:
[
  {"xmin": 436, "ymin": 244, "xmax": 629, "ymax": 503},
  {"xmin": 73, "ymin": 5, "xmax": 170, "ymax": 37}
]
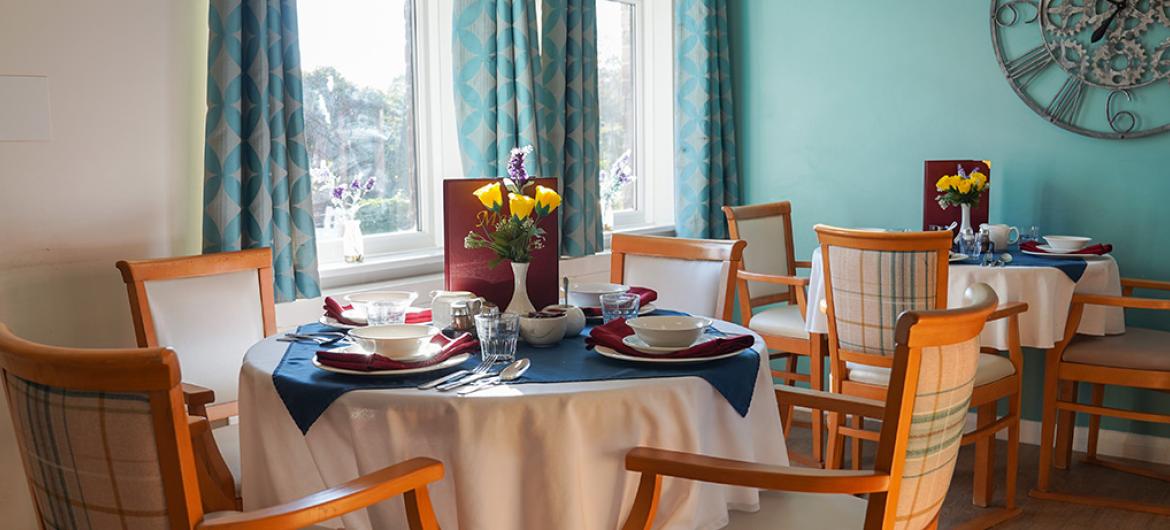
[
  {"xmin": 204, "ymin": 0, "xmax": 321, "ymax": 302},
  {"xmin": 453, "ymin": 0, "xmax": 602, "ymax": 256},
  {"xmin": 675, "ymin": 0, "xmax": 740, "ymax": 239}
]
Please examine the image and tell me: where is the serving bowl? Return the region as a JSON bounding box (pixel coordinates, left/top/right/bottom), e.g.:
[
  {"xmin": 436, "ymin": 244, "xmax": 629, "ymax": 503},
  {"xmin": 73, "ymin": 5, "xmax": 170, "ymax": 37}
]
[
  {"xmin": 567, "ymin": 283, "xmax": 629, "ymax": 308},
  {"xmin": 1043, "ymin": 235, "xmax": 1091, "ymax": 252},
  {"xmin": 519, "ymin": 312, "xmax": 567, "ymax": 347},
  {"xmin": 348, "ymin": 324, "xmax": 439, "ymax": 360},
  {"xmin": 626, "ymin": 315, "xmax": 712, "ymax": 348}
]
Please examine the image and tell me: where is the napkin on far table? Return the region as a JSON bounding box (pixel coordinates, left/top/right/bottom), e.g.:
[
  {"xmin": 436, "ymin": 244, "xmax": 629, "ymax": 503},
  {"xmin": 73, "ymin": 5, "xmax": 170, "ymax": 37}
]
[
  {"xmin": 1020, "ymin": 241, "xmax": 1113, "ymax": 256},
  {"xmin": 581, "ymin": 287, "xmax": 659, "ymax": 317},
  {"xmin": 586, "ymin": 318, "xmax": 753, "ymax": 359},
  {"xmin": 315, "ymin": 332, "xmax": 477, "ymax": 372},
  {"xmin": 323, "ymin": 296, "xmax": 432, "ymax": 325}
]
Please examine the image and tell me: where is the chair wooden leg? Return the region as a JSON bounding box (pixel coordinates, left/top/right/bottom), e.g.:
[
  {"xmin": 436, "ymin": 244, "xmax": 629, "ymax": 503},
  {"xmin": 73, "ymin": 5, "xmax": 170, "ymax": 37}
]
[
  {"xmin": 782, "ymin": 356, "xmax": 799, "ymax": 436},
  {"xmin": 973, "ymin": 402, "xmax": 997, "ymax": 507},
  {"xmin": 809, "ymin": 342, "xmax": 825, "ymax": 465},
  {"xmin": 405, "ymin": 486, "xmax": 441, "ymax": 530},
  {"xmin": 1086, "ymin": 384, "xmax": 1104, "ymax": 461},
  {"xmin": 849, "ymin": 414, "xmax": 863, "ymax": 470},
  {"xmin": 1006, "ymin": 392, "xmax": 1021, "ymax": 510},
  {"xmin": 826, "ymin": 412, "xmax": 844, "ymax": 470},
  {"xmin": 1033, "ymin": 359, "xmax": 1061, "ymax": 493},
  {"xmin": 1055, "ymin": 382, "xmax": 1078, "ymax": 470}
]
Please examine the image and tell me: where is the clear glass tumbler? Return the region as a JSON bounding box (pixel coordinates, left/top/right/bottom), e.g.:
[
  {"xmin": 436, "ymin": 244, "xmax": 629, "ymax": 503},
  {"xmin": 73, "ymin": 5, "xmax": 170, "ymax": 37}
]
[
  {"xmin": 366, "ymin": 300, "xmax": 410, "ymax": 325},
  {"xmin": 600, "ymin": 292, "xmax": 641, "ymax": 323},
  {"xmin": 475, "ymin": 313, "xmax": 520, "ymax": 364}
]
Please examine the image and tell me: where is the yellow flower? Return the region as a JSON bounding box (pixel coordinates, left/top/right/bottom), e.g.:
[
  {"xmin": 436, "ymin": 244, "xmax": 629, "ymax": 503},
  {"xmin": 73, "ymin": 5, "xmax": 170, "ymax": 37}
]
[
  {"xmin": 956, "ymin": 178, "xmax": 973, "ymax": 194},
  {"xmin": 970, "ymin": 171, "xmax": 988, "ymax": 191},
  {"xmin": 473, "ymin": 182, "xmax": 503, "ymax": 211},
  {"xmin": 936, "ymin": 175, "xmax": 952, "ymax": 192},
  {"xmin": 509, "ymin": 192, "xmax": 536, "ymax": 219},
  {"xmin": 534, "ymin": 185, "xmax": 561, "ymax": 215}
]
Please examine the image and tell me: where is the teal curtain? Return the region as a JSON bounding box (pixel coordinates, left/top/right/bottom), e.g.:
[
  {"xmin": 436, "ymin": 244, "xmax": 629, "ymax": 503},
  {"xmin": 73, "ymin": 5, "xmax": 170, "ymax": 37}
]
[
  {"xmin": 453, "ymin": 0, "xmax": 602, "ymax": 256},
  {"xmin": 675, "ymin": 0, "xmax": 740, "ymax": 239},
  {"xmin": 204, "ymin": 0, "xmax": 320, "ymax": 302}
]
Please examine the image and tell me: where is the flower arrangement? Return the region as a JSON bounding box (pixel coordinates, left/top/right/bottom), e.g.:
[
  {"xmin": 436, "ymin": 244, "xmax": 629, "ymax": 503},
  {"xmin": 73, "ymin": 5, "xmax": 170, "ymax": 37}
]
[
  {"xmin": 312, "ymin": 163, "xmax": 377, "ymax": 220},
  {"xmin": 464, "ymin": 145, "xmax": 562, "ymax": 267},
  {"xmin": 935, "ymin": 165, "xmax": 989, "ymax": 209}
]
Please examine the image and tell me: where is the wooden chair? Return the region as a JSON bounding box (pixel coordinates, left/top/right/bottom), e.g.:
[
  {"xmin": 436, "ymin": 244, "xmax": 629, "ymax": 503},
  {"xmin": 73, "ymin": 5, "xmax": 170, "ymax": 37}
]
[
  {"xmin": 724, "ymin": 201, "xmax": 827, "ymax": 466},
  {"xmin": 0, "ymin": 323, "xmax": 443, "ymax": 530},
  {"xmin": 621, "ymin": 284, "xmax": 1000, "ymax": 530},
  {"xmin": 116, "ymin": 248, "xmax": 277, "ymax": 509},
  {"xmin": 816, "ymin": 226, "xmax": 1026, "ymax": 527},
  {"xmin": 1031, "ymin": 277, "xmax": 1170, "ymax": 515},
  {"xmin": 609, "ymin": 234, "xmax": 745, "ymax": 321}
]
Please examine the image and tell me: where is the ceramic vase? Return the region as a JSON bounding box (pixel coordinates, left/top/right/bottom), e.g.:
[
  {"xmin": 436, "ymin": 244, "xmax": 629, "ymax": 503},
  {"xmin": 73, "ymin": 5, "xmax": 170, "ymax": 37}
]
[{"xmin": 505, "ymin": 261, "xmax": 536, "ymax": 315}]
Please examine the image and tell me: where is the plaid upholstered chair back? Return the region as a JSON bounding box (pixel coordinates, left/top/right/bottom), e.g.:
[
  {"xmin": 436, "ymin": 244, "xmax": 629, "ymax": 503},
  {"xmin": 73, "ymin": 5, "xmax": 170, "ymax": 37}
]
[{"xmin": 0, "ymin": 325, "xmax": 199, "ymax": 529}]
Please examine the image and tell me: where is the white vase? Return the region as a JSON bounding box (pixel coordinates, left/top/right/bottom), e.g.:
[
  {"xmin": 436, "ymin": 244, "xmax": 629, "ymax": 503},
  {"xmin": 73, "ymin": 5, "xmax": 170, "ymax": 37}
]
[
  {"xmin": 505, "ymin": 261, "xmax": 536, "ymax": 315},
  {"xmin": 956, "ymin": 203, "xmax": 973, "ymax": 244},
  {"xmin": 342, "ymin": 218, "xmax": 365, "ymax": 263}
]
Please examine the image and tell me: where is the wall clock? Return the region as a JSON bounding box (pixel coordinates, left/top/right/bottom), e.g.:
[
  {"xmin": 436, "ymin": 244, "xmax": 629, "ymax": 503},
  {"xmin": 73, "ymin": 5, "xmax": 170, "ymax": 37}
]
[{"xmin": 991, "ymin": 0, "xmax": 1170, "ymax": 139}]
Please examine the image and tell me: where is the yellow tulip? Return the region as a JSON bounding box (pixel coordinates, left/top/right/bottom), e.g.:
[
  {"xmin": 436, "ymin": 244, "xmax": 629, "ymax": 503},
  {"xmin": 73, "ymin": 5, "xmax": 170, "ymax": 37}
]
[
  {"xmin": 970, "ymin": 171, "xmax": 988, "ymax": 191},
  {"xmin": 473, "ymin": 182, "xmax": 504, "ymax": 211},
  {"xmin": 509, "ymin": 192, "xmax": 536, "ymax": 219},
  {"xmin": 935, "ymin": 175, "xmax": 951, "ymax": 192},
  {"xmin": 534, "ymin": 185, "xmax": 561, "ymax": 215},
  {"xmin": 956, "ymin": 178, "xmax": 973, "ymax": 194}
]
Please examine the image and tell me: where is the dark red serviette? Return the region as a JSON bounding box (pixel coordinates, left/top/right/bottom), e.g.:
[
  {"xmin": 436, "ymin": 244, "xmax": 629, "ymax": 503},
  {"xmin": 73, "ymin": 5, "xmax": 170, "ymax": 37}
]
[
  {"xmin": 581, "ymin": 287, "xmax": 658, "ymax": 317},
  {"xmin": 585, "ymin": 318, "xmax": 752, "ymax": 359},
  {"xmin": 316, "ymin": 332, "xmax": 477, "ymax": 372},
  {"xmin": 323, "ymin": 296, "xmax": 432, "ymax": 325},
  {"xmin": 1021, "ymin": 241, "xmax": 1113, "ymax": 256}
]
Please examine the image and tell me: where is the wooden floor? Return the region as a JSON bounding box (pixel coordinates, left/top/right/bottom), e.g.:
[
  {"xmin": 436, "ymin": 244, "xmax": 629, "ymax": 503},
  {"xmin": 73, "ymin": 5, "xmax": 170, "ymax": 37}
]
[{"xmin": 783, "ymin": 426, "xmax": 1170, "ymax": 529}]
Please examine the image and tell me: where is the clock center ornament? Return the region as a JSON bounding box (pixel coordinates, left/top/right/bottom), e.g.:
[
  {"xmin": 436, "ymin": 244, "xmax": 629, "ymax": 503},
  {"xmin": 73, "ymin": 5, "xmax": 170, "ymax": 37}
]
[{"xmin": 992, "ymin": 0, "xmax": 1170, "ymax": 139}]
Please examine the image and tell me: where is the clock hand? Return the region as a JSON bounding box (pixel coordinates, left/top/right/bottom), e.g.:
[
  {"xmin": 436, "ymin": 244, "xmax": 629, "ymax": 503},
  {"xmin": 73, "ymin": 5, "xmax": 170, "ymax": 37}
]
[{"xmin": 1091, "ymin": 0, "xmax": 1128, "ymax": 43}]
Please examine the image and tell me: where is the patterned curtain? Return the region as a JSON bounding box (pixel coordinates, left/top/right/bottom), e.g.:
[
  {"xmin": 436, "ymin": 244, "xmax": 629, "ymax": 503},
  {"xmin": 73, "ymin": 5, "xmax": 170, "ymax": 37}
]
[
  {"xmin": 453, "ymin": 0, "xmax": 603, "ymax": 256},
  {"xmin": 675, "ymin": 0, "xmax": 740, "ymax": 239},
  {"xmin": 204, "ymin": 0, "xmax": 320, "ymax": 302}
]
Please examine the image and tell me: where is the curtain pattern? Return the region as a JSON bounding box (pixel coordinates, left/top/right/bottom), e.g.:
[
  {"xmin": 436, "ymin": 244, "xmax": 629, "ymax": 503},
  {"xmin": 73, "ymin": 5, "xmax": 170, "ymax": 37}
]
[
  {"xmin": 204, "ymin": 0, "xmax": 320, "ymax": 302},
  {"xmin": 675, "ymin": 0, "xmax": 740, "ymax": 239}
]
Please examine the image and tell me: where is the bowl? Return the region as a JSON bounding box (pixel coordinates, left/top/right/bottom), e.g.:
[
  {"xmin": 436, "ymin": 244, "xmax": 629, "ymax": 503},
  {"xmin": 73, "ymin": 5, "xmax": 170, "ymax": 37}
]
[
  {"xmin": 567, "ymin": 283, "xmax": 629, "ymax": 308},
  {"xmin": 348, "ymin": 324, "xmax": 439, "ymax": 360},
  {"xmin": 346, "ymin": 291, "xmax": 418, "ymax": 312},
  {"xmin": 626, "ymin": 315, "xmax": 712, "ymax": 348},
  {"xmin": 1043, "ymin": 236, "xmax": 1091, "ymax": 252},
  {"xmin": 519, "ymin": 312, "xmax": 567, "ymax": 347},
  {"xmin": 542, "ymin": 304, "xmax": 586, "ymax": 338}
]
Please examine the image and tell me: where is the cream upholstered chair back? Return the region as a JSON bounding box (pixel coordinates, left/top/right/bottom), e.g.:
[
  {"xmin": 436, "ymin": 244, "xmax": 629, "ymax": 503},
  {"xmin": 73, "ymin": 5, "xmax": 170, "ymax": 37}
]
[
  {"xmin": 117, "ymin": 249, "xmax": 276, "ymax": 406},
  {"xmin": 724, "ymin": 202, "xmax": 797, "ymax": 305},
  {"xmin": 610, "ymin": 234, "xmax": 745, "ymax": 320}
]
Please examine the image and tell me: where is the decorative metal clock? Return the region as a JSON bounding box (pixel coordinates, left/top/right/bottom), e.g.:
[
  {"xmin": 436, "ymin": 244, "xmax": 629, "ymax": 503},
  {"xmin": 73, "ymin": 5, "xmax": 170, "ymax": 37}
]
[{"xmin": 991, "ymin": 0, "xmax": 1170, "ymax": 139}]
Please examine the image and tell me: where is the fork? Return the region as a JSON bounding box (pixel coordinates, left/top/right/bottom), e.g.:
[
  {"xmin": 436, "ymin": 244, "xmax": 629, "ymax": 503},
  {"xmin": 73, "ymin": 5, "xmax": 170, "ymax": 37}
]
[{"xmin": 435, "ymin": 357, "xmax": 495, "ymax": 391}]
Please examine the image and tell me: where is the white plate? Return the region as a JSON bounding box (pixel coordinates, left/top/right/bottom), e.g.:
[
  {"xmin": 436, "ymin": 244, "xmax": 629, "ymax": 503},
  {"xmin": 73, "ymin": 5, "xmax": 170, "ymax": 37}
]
[
  {"xmin": 319, "ymin": 307, "xmax": 431, "ymax": 329},
  {"xmin": 1021, "ymin": 248, "xmax": 1107, "ymax": 259},
  {"xmin": 585, "ymin": 303, "xmax": 657, "ymax": 320},
  {"xmin": 594, "ymin": 344, "xmax": 745, "ymax": 364},
  {"xmin": 313, "ymin": 348, "xmax": 470, "ymax": 376},
  {"xmin": 341, "ymin": 308, "xmax": 368, "ymax": 325},
  {"xmin": 948, "ymin": 252, "xmax": 968, "ymax": 263},
  {"xmin": 621, "ymin": 335, "xmax": 713, "ymax": 355},
  {"xmin": 320, "ymin": 315, "xmax": 361, "ymax": 330}
]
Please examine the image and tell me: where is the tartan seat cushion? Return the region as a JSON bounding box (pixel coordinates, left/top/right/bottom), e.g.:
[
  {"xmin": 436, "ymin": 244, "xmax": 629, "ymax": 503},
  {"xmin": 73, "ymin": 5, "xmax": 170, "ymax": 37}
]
[
  {"xmin": 5, "ymin": 374, "xmax": 170, "ymax": 529},
  {"xmin": 827, "ymin": 246, "xmax": 939, "ymax": 356}
]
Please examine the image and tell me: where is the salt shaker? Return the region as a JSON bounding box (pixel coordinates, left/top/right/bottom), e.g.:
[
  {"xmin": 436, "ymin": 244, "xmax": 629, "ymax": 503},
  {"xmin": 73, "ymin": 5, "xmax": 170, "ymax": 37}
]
[{"xmin": 448, "ymin": 301, "xmax": 476, "ymax": 337}]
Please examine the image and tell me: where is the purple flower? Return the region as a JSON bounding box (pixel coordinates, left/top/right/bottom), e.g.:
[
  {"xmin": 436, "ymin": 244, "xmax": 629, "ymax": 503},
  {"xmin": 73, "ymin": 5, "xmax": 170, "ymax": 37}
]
[
  {"xmin": 350, "ymin": 178, "xmax": 362, "ymax": 191},
  {"xmin": 364, "ymin": 176, "xmax": 376, "ymax": 192},
  {"xmin": 332, "ymin": 185, "xmax": 345, "ymax": 200},
  {"xmin": 507, "ymin": 145, "xmax": 534, "ymax": 186}
]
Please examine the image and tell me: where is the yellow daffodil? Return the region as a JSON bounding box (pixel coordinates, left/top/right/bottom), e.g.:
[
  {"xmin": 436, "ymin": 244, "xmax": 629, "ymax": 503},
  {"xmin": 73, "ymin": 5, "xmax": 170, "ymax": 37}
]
[
  {"xmin": 936, "ymin": 175, "xmax": 952, "ymax": 192},
  {"xmin": 509, "ymin": 192, "xmax": 536, "ymax": 219},
  {"xmin": 956, "ymin": 178, "xmax": 973, "ymax": 194},
  {"xmin": 969, "ymin": 171, "xmax": 988, "ymax": 191},
  {"xmin": 534, "ymin": 185, "xmax": 561, "ymax": 216},
  {"xmin": 473, "ymin": 182, "xmax": 504, "ymax": 211}
]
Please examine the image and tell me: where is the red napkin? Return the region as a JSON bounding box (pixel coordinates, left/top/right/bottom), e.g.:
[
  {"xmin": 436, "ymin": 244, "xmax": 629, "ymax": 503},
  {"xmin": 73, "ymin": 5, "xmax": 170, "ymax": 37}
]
[
  {"xmin": 316, "ymin": 332, "xmax": 477, "ymax": 372},
  {"xmin": 581, "ymin": 287, "xmax": 659, "ymax": 317},
  {"xmin": 585, "ymin": 318, "xmax": 752, "ymax": 359},
  {"xmin": 323, "ymin": 296, "xmax": 432, "ymax": 325},
  {"xmin": 1021, "ymin": 241, "xmax": 1113, "ymax": 256}
]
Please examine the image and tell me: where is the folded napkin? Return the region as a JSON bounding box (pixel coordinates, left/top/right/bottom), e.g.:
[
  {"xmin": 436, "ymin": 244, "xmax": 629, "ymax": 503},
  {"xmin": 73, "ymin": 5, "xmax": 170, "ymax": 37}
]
[
  {"xmin": 316, "ymin": 332, "xmax": 477, "ymax": 372},
  {"xmin": 1021, "ymin": 240, "xmax": 1113, "ymax": 256},
  {"xmin": 586, "ymin": 318, "xmax": 753, "ymax": 359},
  {"xmin": 322, "ymin": 296, "xmax": 432, "ymax": 325},
  {"xmin": 582, "ymin": 287, "xmax": 659, "ymax": 317}
]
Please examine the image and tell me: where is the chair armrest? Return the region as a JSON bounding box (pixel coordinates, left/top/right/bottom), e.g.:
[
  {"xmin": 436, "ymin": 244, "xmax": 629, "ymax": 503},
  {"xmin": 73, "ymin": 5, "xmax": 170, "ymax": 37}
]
[
  {"xmin": 1073, "ymin": 293, "xmax": 1170, "ymax": 311},
  {"xmin": 188, "ymin": 416, "xmax": 240, "ymax": 512},
  {"xmin": 183, "ymin": 383, "xmax": 216, "ymax": 417},
  {"xmin": 1122, "ymin": 278, "xmax": 1170, "ymax": 295},
  {"xmin": 196, "ymin": 457, "xmax": 444, "ymax": 530},
  {"xmin": 775, "ymin": 386, "xmax": 885, "ymax": 419},
  {"xmin": 626, "ymin": 447, "xmax": 889, "ymax": 494},
  {"xmin": 794, "ymin": 260, "xmax": 814, "ymax": 269},
  {"xmin": 738, "ymin": 270, "xmax": 810, "ymax": 288},
  {"xmin": 987, "ymin": 301, "xmax": 1028, "ymax": 322}
]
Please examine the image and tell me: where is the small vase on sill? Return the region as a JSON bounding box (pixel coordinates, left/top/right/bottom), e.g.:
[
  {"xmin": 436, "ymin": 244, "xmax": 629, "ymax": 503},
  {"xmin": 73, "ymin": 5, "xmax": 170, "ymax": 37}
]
[
  {"xmin": 505, "ymin": 261, "xmax": 536, "ymax": 315},
  {"xmin": 342, "ymin": 218, "xmax": 365, "ymax": 263}
]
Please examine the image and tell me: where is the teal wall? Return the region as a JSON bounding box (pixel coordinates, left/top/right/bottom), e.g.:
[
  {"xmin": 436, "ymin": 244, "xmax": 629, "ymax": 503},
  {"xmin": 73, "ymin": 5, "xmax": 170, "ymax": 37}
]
[{"xmin": 729, "ymin": 0, "xmax": 1170, "ymax": 436}]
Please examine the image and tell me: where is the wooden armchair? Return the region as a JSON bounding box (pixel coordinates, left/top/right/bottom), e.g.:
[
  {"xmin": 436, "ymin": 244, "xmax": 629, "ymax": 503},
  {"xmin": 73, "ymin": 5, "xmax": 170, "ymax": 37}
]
[
  {"xmin": 621, "ymin": 285, "xmax": 999, "ymax": 530},
  {"xmin": 610, "ymin": 234, "xmax": 745, "ymax": 320},
  {"xmin": 1031, "ymin": 277, "xmax": 1170, "ymax": 515},
  {"xmin": 0, "ymin": 323, "xmax": 443, "ymax": 530}
]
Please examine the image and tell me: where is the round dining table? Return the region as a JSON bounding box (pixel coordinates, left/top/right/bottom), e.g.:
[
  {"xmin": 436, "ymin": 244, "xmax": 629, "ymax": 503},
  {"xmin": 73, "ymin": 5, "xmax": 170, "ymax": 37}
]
[{"xmin": 238, "ymin": 317, "xmax": 786, "ymax": 530}]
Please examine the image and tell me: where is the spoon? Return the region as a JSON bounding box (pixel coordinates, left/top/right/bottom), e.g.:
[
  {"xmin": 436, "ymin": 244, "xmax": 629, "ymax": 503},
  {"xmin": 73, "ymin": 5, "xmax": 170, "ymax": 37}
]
[
  {"xmin": 457, "ymin": 358, "xmax": 531, "ymax": 395},
  {"xmin": 563, "ymin": 276, "xmax": 570, "ymax": 306}
]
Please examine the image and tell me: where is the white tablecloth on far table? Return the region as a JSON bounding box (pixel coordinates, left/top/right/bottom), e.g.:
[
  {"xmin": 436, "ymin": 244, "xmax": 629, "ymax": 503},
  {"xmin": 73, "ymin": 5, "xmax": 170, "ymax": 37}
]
[
  {"xmin": 804, "ymin": 248, "xmax": 1125, "ymax": 350},
  {"xmin": 238, "ymin": 320, "xmax": 786, "ymax": 530}
]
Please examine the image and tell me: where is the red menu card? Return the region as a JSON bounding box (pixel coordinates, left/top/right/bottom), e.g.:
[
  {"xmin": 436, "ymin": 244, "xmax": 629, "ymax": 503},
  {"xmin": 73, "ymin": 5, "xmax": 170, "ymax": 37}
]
[
  {"xmin": 442, "ymin": 178, "xmax": 560, "ymax": 311},
  {"xmin": 922, "ymin": 160, "xmax": 991, "ymax": 232}
]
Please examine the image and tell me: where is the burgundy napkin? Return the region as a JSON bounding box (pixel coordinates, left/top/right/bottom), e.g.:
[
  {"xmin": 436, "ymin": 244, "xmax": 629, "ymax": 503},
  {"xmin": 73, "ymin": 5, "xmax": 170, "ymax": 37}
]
[
  {"xmin": 1021, "ymin": 241, "xmax": 1113, "ymax": 256},
  {"xmin": 323, "ymin": 296, "xmax": 432, "ymax": 325},
  {"xmin": 582, "ymin": 287, "xmax": 659, "ymax": 317},
  {"xmin": 316, "ymin": 332, "xmax": 477, "ymax": 372},
  {"xmin": 585, "ymin": 318, "xmax": 753, "ymax": 359}
]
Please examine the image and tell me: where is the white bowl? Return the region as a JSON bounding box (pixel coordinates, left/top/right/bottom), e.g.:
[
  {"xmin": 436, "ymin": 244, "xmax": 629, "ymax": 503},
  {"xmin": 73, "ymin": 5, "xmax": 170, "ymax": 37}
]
[
  {"xmin": 519, "ymin": 313, "xmax": 567, "ymax": 347},
  {"xmin": 626, "ymin": 316, "xmax": 712, "ymax": 348},
  {"xmin": 345, "ymin": 291, "xmax": 418, "ymax": 310},
  {"xmin": 348, "ymin": 324, "xmax": 439, "ymax": 360},
  {"xmin": 567, "ymin": 283, "xmax": 629, "ymax": 308},
  {"xmin": 1043, "ymin": 236, "xmax": 1091, "ymax": 252},
  {"xmin": 542, "ymin": 304, "xmax": 587, "ymax": 337}
]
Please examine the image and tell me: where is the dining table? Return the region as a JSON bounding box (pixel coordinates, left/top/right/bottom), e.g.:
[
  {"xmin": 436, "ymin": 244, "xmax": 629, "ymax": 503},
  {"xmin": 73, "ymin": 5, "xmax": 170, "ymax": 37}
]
[
  {"xmin": 237, "ymin": 313, "xmax": 786, "ymax": 530},
  {"xmin": 803, "ymin": 247, "xmax": 1126, "ymax": 349}
]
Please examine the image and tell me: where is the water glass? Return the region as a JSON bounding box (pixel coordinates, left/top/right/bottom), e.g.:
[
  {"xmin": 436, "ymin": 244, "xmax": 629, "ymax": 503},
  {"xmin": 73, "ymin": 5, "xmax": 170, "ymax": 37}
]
[
  {"xmin": 367, "ymin": 300, "xmax": 410, "ymax": 325},
  {"xmin": 475, "ymin": 313, "xmax": 519, "ymax": 364},
  {"xmin": 600, "ymin": 292, "xmax": 641, "ymax": 323},
  {"xmin": 959, "ymin": 229, "xmax": 979, "ymax": 261},
  {"xmin": 1023, "ymin": 225, "xmax": 1041, "ymax": 243}
]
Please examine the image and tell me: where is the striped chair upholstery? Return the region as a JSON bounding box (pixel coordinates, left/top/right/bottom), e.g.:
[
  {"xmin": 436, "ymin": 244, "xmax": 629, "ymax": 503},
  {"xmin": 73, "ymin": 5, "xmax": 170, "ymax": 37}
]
[
  {"xmin": 826, "ymin": 246, "xmax": 940, "ymax": 356},
  {"xmin": 5, "ymin": 373, "xmax": 170, "ymax": 530}
]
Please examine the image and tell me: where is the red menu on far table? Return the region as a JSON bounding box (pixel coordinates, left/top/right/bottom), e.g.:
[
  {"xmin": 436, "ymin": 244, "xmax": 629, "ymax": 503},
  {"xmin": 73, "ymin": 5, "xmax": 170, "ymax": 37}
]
[{"xmin": 922, "ymin": 160, "xmax": 991, "ymax": 232}]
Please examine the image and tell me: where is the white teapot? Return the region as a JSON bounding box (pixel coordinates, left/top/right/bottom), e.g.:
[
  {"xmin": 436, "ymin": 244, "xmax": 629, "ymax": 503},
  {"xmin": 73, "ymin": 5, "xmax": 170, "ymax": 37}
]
[
  {"xmin": 430, "ymin": 290, "xmax": 480, "ymax": 329},
  {"xmin": 980, "ymin": 223, "xmax": 1019, "ymax": 251}
]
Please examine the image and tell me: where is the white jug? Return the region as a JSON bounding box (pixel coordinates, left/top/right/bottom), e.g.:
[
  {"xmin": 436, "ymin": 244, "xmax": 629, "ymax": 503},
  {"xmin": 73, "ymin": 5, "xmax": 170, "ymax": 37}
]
[
  {"xmin": 430, "ymin": 290, "xmax": 479, "ymax": 329},
  {"xmin": 980, "ymin": 223, "xmax": 1019, "ymax": 251}
]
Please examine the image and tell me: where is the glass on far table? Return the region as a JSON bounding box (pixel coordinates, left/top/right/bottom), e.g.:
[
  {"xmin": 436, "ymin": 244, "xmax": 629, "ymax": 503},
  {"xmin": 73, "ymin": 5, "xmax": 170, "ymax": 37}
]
[
  {"xmin": 475, "ymin": 312, "xmax": 519, "ymax": 364},
  {"xmin": 600, "ymin": 292, "xmax": 641, "ymax": 324},
  {"xmin": 1021, "ymin": 225, "xmax": 1041, "ymax": 243},
  {"xmin": 958, "ymin": 229, "xmax": 980, "ymax": 262},
  {"xmin": 366, "ymin": 300, "xmax": 410, "ymax": 325}
]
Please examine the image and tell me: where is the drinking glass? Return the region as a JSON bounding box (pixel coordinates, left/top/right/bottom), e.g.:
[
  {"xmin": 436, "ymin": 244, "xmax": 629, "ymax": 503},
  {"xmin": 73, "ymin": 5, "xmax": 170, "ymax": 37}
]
[
  {"xmin": 475, "ymin": 313, "xmax": 519, "ymax": 364},
  {"xmin": 600, "ymin": 292, "xmax": 641, "ymax": 323},
  {"xmin": 959, "ymin": 229, "xmax": 979, "ymax": 261},
  {"xmin": 1023, "ymin": 225, "xmax": 1041, "ymax": 243},
  {"xmin": 367, "ymin": 299, "xmax": 410, "ymax": 325}
]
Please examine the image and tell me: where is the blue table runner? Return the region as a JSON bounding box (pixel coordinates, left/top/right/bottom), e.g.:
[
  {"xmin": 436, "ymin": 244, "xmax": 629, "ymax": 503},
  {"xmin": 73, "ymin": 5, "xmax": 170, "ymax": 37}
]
[
  {"xmin": 958, "ymin": 249, "xmax": 1088, "ymax": 282},
  {"xmin": 272, "ymin": 318, "xmax": 761, "ymax": 434}
]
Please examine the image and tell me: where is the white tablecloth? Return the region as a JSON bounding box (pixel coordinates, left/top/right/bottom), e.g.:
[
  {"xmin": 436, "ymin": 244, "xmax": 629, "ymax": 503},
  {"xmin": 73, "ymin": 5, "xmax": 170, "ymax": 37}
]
[
  {"xmin": 238, "ymin": 320, "xmax": 786, "ymax": 530},
  {"xmin": 804, "ymin": 248, "xmax": 1126, "ymax": 350}
]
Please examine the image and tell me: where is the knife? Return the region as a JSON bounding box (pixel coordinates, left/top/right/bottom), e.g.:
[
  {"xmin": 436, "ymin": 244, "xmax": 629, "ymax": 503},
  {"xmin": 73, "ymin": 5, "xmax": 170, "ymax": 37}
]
[
  {"xmin": 417, "ymin": 370, "xmax": 469, "ymax": 390},
  {"xmin": 436, "ymin": 371, "xmax": 494, "ymax": 392},
  {"xmin": 456, "ymin": 377, "xmax": 501, "ymax": 395}
]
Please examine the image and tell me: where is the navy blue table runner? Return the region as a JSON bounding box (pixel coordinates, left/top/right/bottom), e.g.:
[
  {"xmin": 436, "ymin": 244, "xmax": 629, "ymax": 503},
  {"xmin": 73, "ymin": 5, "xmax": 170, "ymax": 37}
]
[{"xmin": 958, "ymin": 249, "xmax": 1088, "ymax": 283}]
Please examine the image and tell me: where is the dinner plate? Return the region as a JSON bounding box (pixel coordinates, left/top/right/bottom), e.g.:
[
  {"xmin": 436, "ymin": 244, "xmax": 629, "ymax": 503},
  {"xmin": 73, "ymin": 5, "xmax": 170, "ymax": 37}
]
[
  {"xmin": 312, "ymin": 348, "xmax": 470, "ymax": 376},
  {"xmin": 319, "ymin": 315, "xmax": 361, "ymax": 330},
  {"xmin": 594, "ymin": 344, "xmax": 744, "ymax": 364},
  {"xmin": 948, "ymin": 252, "xmax": 968, "ymax": 263},
  {"xmin": 621, "ymin": 335, "xmax": 712, "ymax": 355},
  {"xmin": 1021, "ymin": 249, "xmax": 1108, "ymax": 259}
]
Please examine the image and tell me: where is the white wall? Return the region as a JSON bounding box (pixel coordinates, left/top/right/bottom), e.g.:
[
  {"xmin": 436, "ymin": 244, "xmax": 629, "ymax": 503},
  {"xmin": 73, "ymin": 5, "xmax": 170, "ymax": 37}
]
[{"xmin": 0, "ymin": 0, "xmax": 207, "ymax": 524}]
